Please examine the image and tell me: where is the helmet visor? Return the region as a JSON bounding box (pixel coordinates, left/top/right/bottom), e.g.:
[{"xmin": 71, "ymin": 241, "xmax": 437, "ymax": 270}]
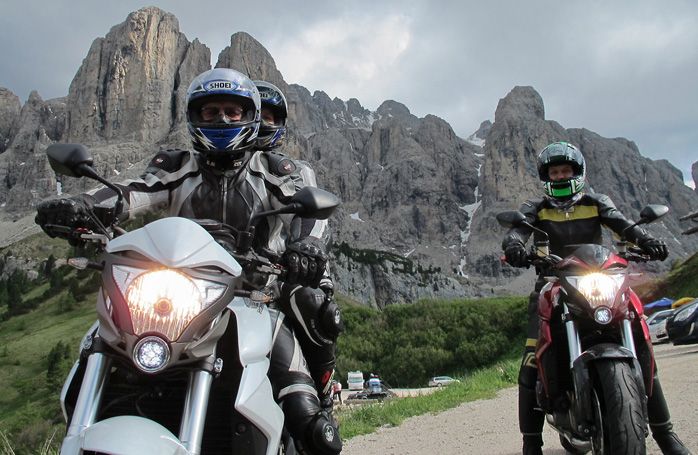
[{"xmin": 189, "ymin": 95, "xmax": 257, "ymax": 127}]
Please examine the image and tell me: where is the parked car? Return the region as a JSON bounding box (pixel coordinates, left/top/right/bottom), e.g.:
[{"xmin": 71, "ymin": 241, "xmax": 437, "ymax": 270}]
[
  {"xmin": 428, "ymin": 376, "xmax": 460, "ymax": 387},
  {"xmin": 646, "ymin": 309, "xmax": 674, "ymax": 344},
  {"xmin": 666, "ymin": 298, "xmax": 698, "ymax": 345}
]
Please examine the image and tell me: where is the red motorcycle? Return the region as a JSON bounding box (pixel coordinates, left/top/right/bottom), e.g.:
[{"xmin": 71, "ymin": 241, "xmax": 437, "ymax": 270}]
[{"xmin": 497, "ymin": 204, "xmax": 669, "ymax": 455}]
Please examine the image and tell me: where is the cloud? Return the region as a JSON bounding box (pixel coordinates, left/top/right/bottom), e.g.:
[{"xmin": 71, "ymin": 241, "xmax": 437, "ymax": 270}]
[
  {"xmin": 0, "ymin": 0, "xmax": 696, "ymax": 186},
  {"xmin": 269, "ymin": 13, "xmax": 412, "ymax": 103}
]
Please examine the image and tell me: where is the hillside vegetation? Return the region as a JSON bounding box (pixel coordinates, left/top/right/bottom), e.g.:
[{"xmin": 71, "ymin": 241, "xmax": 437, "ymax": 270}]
[
  {"xmin": 2, "ymin": 232, "xmax": 695, "ymax": 453},
  {"xmin": 634, "ymin": 251, "xmax": 698, "ymax": 303}
]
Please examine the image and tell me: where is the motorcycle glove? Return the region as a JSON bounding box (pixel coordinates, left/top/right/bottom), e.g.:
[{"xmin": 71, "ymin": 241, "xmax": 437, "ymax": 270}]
[
  {"xmin": 283, "ymin": 240, "xmax": 328, "ymax": 288},
  {"xmin": 638, "ymin": 237, "xmax": 669, "ymax": 261},
  {"xmin": 504, "ymin": 241, "xmax": 528, "ymax": 268},
  {"xmin": 35, "ymin": 195, "xmax": 97, "ymax": 245}
]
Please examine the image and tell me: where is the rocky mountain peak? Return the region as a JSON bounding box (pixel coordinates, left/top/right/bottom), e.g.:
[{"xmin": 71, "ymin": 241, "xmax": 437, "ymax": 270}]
[
  {"xmin": 0, "ymin": 6, "xmax": 697, "ymax": 306},
  {"xmin": 64, "ymin": 6, "xmax": 210, "ymax": 146},
  {"xmin": 494, "ymin": 86, "xmax": 545, "ymax": 122}
]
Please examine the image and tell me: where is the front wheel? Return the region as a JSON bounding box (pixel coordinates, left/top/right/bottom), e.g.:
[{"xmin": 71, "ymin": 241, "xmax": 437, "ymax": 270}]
[{"xmin": 590, "ymin": 360, "xmax": 646, "ymax": 455}]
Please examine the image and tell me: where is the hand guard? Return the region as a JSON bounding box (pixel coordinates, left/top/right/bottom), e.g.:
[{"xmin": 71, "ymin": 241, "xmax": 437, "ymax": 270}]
[
  {"xmin": 638, "ymin": 238, "xmax": 669, "ymax": 261},
  {"xmin": 35, "ymin": 197, "xmax": 95, "ymax": 245},
  {"xmin": 504, "ymin": 241, "xmax": 529, "ymax": 268},
  {"xmin": 282, "ymin": 241, "xmax": 328, "ymax": 288}
]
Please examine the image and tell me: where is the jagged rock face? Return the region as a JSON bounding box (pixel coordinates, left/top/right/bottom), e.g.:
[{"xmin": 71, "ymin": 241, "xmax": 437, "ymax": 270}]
[
  {"xmin": 467, "ymin": 86, "xmax": 698, "ymax": 285},
  {"xmin": 0, "ymin": 7, "xmax": 697, "ymax": 306},
  {"xmin": 64, "ymin": 6, "xmax": 210, "ymax": 146},
  {"xmin": 0, "ymin": 91, "xmax": 68, "ymax": 215},
  {"xmin": 0, "ymin": 88, "xmax": 21, "ymax": 154}
]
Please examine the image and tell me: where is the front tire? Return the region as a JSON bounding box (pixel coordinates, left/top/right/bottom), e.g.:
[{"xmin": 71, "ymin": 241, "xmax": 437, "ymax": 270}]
[{"xmin": 591, "ymin": 360, "xmax": 646, "ymax": 455}]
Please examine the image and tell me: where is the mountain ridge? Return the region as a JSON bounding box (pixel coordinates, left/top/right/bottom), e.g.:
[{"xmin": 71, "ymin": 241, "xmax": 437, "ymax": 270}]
[{"xmin": 1, "ymin": 6, "xmax": 697, "ymax": 306}]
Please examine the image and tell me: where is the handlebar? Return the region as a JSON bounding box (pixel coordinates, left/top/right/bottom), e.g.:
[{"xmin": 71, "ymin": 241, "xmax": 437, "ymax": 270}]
[{"xmin": 500, "ymin": 246, "xmax": 652, "ymax": 268}]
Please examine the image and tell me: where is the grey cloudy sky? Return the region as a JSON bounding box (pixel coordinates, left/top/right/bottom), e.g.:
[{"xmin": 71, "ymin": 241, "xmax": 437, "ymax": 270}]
[{"xmin": 2, "ymin": 1, "xmax": 696, "ymax": 187}]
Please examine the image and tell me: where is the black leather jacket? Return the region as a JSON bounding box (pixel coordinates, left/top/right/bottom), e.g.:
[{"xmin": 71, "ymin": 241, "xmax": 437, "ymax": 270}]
[{"xmin": 502, "ymin": 193, "xmax": 651, "ymax": 257}]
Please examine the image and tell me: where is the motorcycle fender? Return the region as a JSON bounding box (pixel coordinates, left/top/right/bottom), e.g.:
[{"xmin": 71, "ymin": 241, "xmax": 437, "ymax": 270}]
[
  {"xmin": 571, "ymin": 343, "xmax": 647, "ymax": 426},
  {"xmin": 60, "ymin": 415, "xmax": 191, "ymax": 455}
]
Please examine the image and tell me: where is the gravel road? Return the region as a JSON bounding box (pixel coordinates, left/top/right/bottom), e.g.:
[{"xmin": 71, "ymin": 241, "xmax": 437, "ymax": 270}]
[{"xmin": 342, "ymin": 342, "xmax": 698, "ymax": 454}]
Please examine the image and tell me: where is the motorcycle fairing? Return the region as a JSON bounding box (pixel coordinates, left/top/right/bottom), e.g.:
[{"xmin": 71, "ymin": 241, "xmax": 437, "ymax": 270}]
[
  {"xmin": 556, "ymin": 245, "xmax": 625, "ymax": 272},
  {"xmin": 106, "ymin": 217, "xmax": 242, "ymax": 276},
  {"xmin": 536, "ymin": 281, "xmax": 561, "ymax": 396},
  {"xmin": 228, "ymin": 297, "xmax": 284, "ymax": 455},
  {"xmin": 61, "ymin": 415, "xmax": 191, "ymax": 455}
]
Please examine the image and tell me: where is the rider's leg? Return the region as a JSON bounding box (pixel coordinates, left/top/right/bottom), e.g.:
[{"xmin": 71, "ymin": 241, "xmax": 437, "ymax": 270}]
[
  {"xmin": 279, "ymin": 283, "xmax": 344, "ymax": 408},
  {"xmin": 268, "ymin": 309, "xmax": 341, "ymax": 455},
  {"xmin": 520, "ymin": 281, "xmax": 545, "ymax": 455}
]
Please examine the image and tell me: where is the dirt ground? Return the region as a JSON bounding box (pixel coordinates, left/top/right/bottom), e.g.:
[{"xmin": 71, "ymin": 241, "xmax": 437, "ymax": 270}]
[{"xmin": 341, "ymin": 342, "xmax": 698, "ymax": 454}]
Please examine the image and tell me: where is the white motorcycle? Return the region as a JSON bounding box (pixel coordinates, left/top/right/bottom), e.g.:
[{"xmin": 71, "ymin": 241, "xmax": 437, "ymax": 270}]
[{"xmin": 43, "ymin": 143, "xmax": 339, "ymax": 455}]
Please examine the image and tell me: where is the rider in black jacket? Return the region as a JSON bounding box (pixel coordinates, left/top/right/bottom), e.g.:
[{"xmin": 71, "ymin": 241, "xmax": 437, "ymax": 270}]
[
  {"xmin": 36, "ymin": 69, "xmax": 342, "ymax": 455},
  {"xmin": 502, "ymin": 142, "xmax": 691, "ymax": 455}
]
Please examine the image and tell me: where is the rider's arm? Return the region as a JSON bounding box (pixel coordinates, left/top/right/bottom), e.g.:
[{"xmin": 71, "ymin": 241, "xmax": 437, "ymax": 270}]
[
  {"xmin": 86, "ymin": 149, "xmax": 195, "ymax": 222},
  {"xmin": 592, "ymin": 193, "xmax": 652, "ymax": 244},
  {"xmin": 501, "ymin": 198, "xmax": 541, "ymax": 249}
]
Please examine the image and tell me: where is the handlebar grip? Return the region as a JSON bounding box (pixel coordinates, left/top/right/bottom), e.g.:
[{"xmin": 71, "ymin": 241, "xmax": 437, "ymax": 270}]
[{"xmin": 43, "ymin": 224, "xmax": 75, "ymax": 235}]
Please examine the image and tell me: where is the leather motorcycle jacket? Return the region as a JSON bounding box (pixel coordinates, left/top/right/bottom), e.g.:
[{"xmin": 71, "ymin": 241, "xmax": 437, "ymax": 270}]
[
  {"xmin": 87, "ymin": 149, "xmax": 332, "ymax": 256},
  {"xmin": 501, "ymin": 193, "xmax": 652, "ymax": 257}
]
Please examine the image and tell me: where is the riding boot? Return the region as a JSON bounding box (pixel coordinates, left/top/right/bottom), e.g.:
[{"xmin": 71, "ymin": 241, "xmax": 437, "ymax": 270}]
[
  {"xmin": 522, "ymin": 434, "xmax": 543, "ymax": 455},
  {"xmin": 519, "ymin": 384, "xmax": 545, "ymax": 455},
  {"xmin": 651, "ymin": 423, "xmax": 692, "ymax": 455}
]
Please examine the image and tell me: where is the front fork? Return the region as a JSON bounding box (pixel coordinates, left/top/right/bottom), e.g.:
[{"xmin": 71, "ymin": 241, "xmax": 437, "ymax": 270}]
[
  {"xmin": 64, "ymin": 349, "xmax": 215, "ymax": 455},
  {"xmin": 563, "ymin": 305, "xmax": 647, "ymax": 436},
  {"xmin": 563, "ymin": 305, "xmax": 638, "ymax": 367}
]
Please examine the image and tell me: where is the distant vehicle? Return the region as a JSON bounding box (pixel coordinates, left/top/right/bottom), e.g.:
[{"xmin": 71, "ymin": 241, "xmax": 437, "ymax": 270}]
[
  {"xmin": 666, "ymin": 298, "xmax": 698, "ymax": 345},
  {"xmin": 428, "ymin": 376, "xmax": 460, "ymax": 387},
  {"xmin": 347, "ymin": 371, "xmax": 364, "ymax": 390},
  {"xmin": 646, "ymin": 309, "xmax": 674, "ymax": 344},
  {"xmin": 367, "ymin": 375, "xmax": 382, "ymax": 393}
]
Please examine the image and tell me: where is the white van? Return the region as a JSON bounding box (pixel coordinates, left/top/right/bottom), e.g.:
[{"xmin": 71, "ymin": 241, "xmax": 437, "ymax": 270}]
[{"xmin": 347, "ymin": 371, "xmax": 364, "ymax": 390}]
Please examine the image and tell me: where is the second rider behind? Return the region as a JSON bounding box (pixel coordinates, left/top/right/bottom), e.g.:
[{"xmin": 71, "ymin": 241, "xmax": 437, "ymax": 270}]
[{"xmin": 36, "ymin": 69, "xmax": 342, "ymax": 455}]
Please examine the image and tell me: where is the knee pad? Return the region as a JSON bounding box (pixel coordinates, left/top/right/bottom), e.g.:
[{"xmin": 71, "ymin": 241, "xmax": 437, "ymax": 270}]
[
  {"xmin": 518, "ymin": 356, "xmax": 538, "ymax": 390},
  {"xmin": 296, "ymin": 411, "xmax": 342, "ymax": 455},
  {"xmin": 288, "ymin": 286, "xmax": 344, "ymax": 347}
]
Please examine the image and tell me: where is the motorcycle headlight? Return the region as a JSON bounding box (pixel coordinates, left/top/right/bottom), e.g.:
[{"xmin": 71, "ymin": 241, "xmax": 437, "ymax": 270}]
[
  {"xmin": 112, "ymin": 266, "xmax": 227, "ymax": 341},
  {"xmin": 567, "ymin": 272, "xmax": 625, "ymax": 308},
  {"xmin": 133, "ymin": 336, "xmax": 170, "ymax": 373}
]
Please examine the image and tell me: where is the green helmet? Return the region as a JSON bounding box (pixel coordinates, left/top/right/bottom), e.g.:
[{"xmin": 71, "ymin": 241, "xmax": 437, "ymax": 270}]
[{"xmin": 537, "ymin": 142, "xmax": 586, "ymax": 198}]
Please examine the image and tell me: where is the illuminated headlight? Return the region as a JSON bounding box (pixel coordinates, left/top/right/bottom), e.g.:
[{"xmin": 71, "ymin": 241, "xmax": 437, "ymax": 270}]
[
  {"xmin": 594, "ymin": 307, "xmax": 613, "ymax": 324},
  {"xmin": 568, "ymin": 273, "xmax": 625, "ymax": 308},
  {"xmin": 112, "ymin": 266, "xmax": 227, "ymax": 341},
  {"xmin": 134, "ymin": 336, "xmax": 170, "ymax": 373}
]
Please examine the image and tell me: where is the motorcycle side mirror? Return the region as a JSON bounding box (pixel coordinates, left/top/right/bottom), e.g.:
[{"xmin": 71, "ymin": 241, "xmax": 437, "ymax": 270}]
[
  {"xmin": 238, "ymin": 187, "xmax": 340, "ymax": 253},
  {"xmin": 638, "ymin": 204, "xmax": 670, "ymax": 225},
  {"xmin": 45, "ymin": 143, "xmax": 125, "ymax": 223},
  {"xmin": 289, "ymin": 187, "xmax": 340, "ymax": 220},
  {"xmin": 621, "ymin": 204, "xmax": 670, "ymax": 240},
  {"xmin": 496, "ymin": 210, "xmax": 526, "ymax": 228},
  {"xmin": 46, "ymin": 143, "xmax": 95, "ymax": 178}
]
